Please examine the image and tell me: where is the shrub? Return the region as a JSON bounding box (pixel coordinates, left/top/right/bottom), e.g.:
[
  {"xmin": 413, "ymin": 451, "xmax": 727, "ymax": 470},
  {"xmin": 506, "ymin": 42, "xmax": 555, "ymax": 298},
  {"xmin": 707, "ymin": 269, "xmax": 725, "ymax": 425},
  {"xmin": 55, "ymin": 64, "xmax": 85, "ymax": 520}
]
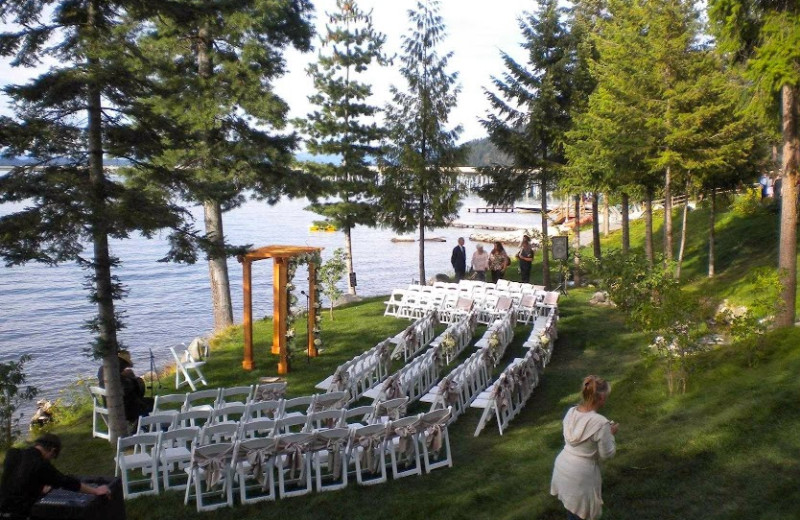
[{"xmin": 0, "ymin": 354, "xmax": 38, "ymax": 448}]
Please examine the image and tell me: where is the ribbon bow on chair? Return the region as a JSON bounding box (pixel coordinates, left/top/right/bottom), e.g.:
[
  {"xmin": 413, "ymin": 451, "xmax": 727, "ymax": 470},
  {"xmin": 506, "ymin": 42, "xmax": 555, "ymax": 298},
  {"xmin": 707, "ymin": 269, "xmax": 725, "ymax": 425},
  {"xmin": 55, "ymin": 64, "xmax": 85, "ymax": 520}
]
[
  {"xmin": 393, "ymin": 424, "xmax": 418, "ymax": 464},
  {"xmin": 195, "ymin": 445, "xmax": 234, "ymax": 489}
]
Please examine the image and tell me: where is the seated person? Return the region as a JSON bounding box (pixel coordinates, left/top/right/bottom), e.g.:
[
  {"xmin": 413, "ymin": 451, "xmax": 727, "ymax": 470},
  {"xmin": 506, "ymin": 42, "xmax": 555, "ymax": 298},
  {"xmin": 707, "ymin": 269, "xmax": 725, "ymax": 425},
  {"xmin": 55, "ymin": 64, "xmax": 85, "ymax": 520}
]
[
  {"xmin": 0, "ymin": 434, "xmax": 110, "ymax": 520},
  {"xmin": 97, "ymin": 350, "xmax": 154, "ymax": 425}
]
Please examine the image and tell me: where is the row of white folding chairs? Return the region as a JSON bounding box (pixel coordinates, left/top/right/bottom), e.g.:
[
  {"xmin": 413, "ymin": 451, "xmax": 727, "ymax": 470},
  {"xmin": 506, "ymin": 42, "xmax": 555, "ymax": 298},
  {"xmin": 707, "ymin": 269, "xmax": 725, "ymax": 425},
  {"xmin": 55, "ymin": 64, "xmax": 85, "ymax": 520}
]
[
  {"xmin": 363, "ymin": 347, "xmax": 442, "ymax": 405},
  {"xmin": 118, "ymin": 397, "xmax": 419, "ymax": 498},
  {"xmin": 389, "ymin": 311, "xmax": 438, "ymax": 362},
  {"xmin": 385, "ymin": 281, "xmax": 544, "ymax": 321},
  {"xmin": 430, "ymin": 310, "xmax": 477, "ymax": 365},
  {"xmin": 141, "ymin": 392, "xmax": 350, "ymax": 433},
  {"xmin": 315, "ymin": 339, "xmax": 393, "ymax": 402},
  {"xmin": 474, "ymin": 311, "xmax": 516, "ymax": 366},
  {"xmin": 183, "ymin": 407, "xmax": 454, "ymax": 511},
  {"xmin": 420, "ymin": 349, "xmax": 492, "ymax": 421},
  {"xmin": 151, "ymin": 383, "xmax": 288, "ymax": 415},
  {"xmin": 117, "ymin": 408, "xmax": 453, "ymax": 510},
  {"xmin": 523, "ymin": 314, "xmax": 558, "ymax": 367},
  {"xmin": 471, "ymin": 344, "xmax": 545, "ymax": 436}
]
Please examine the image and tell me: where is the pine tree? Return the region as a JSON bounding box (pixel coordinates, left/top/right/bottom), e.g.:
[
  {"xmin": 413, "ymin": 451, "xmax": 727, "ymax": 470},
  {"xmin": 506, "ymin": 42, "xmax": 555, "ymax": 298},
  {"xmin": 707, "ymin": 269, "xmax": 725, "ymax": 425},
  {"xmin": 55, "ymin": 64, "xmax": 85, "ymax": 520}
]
[
  {"xmin": 663, "ymin": 52, "xmax": 764, "ymax": 278},
  {"xmin": 0, "ymin": 0, "xmax": 190, "ymax": 443},
  {"xmin": 379, "ymin": 0, "xmax": 464, "ymax": 284},
  {"xmin": 137, "ymin": 0, "xmax": 315, "ymax": 330},
  {"xmin": 299, "ymin": 0, "xmax": 390, "ymax": 296},
  {"xmin": 479, "ymin": 0, "xmax": 576, "ymax": 288},
  {"xmin": 708, "ymin": 0, "xmax": 800, "ymax": 326}
]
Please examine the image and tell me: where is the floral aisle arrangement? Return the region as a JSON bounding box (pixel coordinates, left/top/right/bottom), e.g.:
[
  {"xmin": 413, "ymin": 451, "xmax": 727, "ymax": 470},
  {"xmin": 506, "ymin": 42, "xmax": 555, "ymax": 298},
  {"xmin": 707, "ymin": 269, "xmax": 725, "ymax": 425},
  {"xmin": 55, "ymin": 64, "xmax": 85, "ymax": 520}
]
[{"xmin": 285, "ymin": 251, "xmax": 323, "ymax": 366}]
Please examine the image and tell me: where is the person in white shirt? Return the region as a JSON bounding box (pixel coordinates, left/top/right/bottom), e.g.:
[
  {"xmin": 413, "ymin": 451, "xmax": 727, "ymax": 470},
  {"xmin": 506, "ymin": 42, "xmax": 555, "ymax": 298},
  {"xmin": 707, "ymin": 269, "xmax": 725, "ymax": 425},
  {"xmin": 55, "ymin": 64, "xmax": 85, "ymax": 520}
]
[
  {"xmin": 551, "ymin": 375, "xmax": 618, "ymax": 520},
  {"xmin": 470, "ymin": 244, "xmax": 489, "ymax": 281}
]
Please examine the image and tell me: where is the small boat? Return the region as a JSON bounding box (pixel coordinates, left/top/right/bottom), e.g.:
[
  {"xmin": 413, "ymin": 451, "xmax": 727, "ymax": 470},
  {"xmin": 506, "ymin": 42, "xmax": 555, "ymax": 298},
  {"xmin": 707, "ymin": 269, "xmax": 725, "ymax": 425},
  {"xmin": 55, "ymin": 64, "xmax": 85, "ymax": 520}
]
[
  {"xmin": 309, "ymin": 223, "xmax": 338, "ymax": 232},
  {"xmin": 516, "ymin": 205, "xmax": 542, "ymax": 213}
]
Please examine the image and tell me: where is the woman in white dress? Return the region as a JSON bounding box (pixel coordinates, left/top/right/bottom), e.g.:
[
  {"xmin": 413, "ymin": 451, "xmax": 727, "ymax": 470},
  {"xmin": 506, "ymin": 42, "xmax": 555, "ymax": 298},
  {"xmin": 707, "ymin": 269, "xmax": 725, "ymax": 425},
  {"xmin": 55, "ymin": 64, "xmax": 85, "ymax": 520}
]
[{"xmin": 551, "ymin": 375, "xmax": 618, "ymax": 520}]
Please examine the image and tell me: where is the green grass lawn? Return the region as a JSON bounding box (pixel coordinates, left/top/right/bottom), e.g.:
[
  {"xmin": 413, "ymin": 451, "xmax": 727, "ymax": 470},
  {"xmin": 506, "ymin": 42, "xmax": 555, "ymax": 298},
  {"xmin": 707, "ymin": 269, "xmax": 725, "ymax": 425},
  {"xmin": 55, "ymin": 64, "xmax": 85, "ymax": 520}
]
[{"xmin": 4, "ymin": 196, "xmax": 800, "ymax": 520}]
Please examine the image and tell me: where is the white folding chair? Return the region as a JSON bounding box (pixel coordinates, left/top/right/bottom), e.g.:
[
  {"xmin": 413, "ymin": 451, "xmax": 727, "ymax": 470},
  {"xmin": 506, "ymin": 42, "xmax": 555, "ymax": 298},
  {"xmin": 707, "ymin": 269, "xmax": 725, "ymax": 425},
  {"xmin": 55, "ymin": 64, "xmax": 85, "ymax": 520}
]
[
  {"xmin": 136, "ymin": 413, "xmax": 177, "ymax": 434},
  {"xmin": 217, "ymin": 385, "xmax": 253, "ymax": 407},
  {"xmin": 417, "ymin": 408, "xmax": 453, "ymax": 472},
  {"xmin": 386, "ymin": 415, "xmax": 423, "ymax": 479},
  {"xmin": 184, "ymin": 388, "xmax": 220, "ymax": 412},
  {"xmin": 516, "ymin": 293, "xmax": 538, "ymax": 325},
  {"xmin": 304, "ymin": 409, "xmax": 345, "ymax": 432},
  {"xmin": 244, "ymin": 400, "xmax": 283, "ymax": 421},
  {"xmin": 350, "ymin": 423, "xmax": 388, "ymax": 486},
  {"xmin": 170, "ymin": 346, "xmax": 208, "ymax": 391},
  {"xmin": 159, "ymin": 427, "xmax": 200, "ymax": 491},
  {"xmin": 184, "ymin": 442, "xmax": 235, "ymax": 512},
  {"xmin": 373, "ymin": 397, "xmax": 409, "ymax": 423},
  {"xmin": 115, "ymin": 433, "xmax": 160, "ymax": 498},
  {"xmin": 282, "ymin": 395, "xmax": 314, "ymax": 419},
  {"xmin": 175, "ymin": 409, "xmax": 213, "ymax": 430},
  {"xmin": 200, "ymin": 422, "xmax": 239, "ymax": 445},
  {"xmin": 211, "ymin": 403, "xmax": 246, "ymax": 424},
  {"xmin": 274, "ymin": 433, "xmax": 313, "ymax": 498},
  {"xmin": 340, "ymin": 405, "xmax": 375, "ymax": 429},
  {"xmin": 89, "ymin": 386, "xmax": 110, "ymax": 441},
  {"xmin": 239, "ymin": 418, "xmax": 277, "ymax": 440},
  {"xmin": 233, "ymin": 437, "xmax": 277, "ymax": 504},
  {"xmin": 309, "ymin": 428, "xmax": 351, "ymax": 492},
  {"xmin": 310, "ymin": 391, "xmax": 348, "ymax": 413},
  {"xmin": 152, "ymin": 393, "xmax": 187, "ymax": 414},
  {"xmin": 274, "ymin": 415, "xmax": 309, "ymax": 435}
]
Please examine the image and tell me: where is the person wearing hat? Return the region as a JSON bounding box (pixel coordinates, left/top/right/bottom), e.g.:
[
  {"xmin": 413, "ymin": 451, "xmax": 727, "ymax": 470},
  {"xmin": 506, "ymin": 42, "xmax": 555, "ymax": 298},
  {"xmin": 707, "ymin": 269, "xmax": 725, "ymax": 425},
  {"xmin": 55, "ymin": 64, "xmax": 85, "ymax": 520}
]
[
  {"xmin": 97, "ymin": 350, "xmax": 153, "ymax": 426},
  {"xmin": 0, "ymin": 434, "xmax": 110, "ymax": 519},
  {"xmin": 471, "ymin": 244, "xmax": 489, "ymax": 282}
]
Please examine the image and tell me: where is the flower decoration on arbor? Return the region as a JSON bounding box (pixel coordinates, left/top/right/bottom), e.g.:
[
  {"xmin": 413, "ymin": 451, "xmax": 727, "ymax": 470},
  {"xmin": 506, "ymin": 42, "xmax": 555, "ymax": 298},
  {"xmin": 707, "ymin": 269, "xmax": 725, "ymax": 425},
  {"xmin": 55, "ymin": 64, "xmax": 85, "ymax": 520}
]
[{"xmin": 285, "ymin": 251, "xmax": 323, "ymax": 363}]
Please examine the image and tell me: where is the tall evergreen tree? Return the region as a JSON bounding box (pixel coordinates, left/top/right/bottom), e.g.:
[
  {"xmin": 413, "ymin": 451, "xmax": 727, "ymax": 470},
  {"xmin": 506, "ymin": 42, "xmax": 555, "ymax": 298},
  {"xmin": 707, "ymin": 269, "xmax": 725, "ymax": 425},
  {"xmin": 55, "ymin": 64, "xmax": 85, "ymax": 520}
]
[
  {"xmin": 0, "ymin": 0, "xmax": 190, "ymax": 443},
  {"xmin": 708, "ymin": 0, "xmax": 800, "ymax": 326},
  {"xmin": 137, "ymin": 0, "xmax": 314, "ymax": 330},
  {"xmin": 299, "ymin": 0, "xmax": 390, "ymax": 296},
  {"xmin": 379, "ymin": 0, "xmax": 464, "ymax": 284},
  {"xmin": 479, "ymin": 0, "xmax": 575, "ymax": 288}
]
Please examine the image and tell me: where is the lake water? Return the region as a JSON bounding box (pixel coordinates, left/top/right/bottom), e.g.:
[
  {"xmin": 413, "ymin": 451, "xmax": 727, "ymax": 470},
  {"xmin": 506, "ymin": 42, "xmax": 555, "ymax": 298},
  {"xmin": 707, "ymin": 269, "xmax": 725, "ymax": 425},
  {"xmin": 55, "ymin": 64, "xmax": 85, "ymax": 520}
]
[{"xmin": 0, "ymin": 194, "xmax": 546, "ymax": 408}]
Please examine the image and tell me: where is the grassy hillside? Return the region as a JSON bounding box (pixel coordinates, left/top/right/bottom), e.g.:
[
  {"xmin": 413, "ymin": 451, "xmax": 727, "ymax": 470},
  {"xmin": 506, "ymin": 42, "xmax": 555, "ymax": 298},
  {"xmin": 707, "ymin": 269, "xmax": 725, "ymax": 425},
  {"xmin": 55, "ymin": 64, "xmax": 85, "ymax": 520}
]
[{"xmin": 3, "ymin": 196, "xmax": 799, "ymax": 520}]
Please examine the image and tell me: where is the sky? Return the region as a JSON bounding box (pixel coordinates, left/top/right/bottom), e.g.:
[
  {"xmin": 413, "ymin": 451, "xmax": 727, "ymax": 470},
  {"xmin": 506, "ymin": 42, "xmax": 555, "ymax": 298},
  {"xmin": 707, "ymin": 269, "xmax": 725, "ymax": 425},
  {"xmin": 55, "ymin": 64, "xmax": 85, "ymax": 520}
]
[
  {"xmin": 0, "ymin": 0, "xmax": 536, "ymax": 144},
  {"xmin": 277, "ymin": 0, "xmax": 534, "ymax": 143}
]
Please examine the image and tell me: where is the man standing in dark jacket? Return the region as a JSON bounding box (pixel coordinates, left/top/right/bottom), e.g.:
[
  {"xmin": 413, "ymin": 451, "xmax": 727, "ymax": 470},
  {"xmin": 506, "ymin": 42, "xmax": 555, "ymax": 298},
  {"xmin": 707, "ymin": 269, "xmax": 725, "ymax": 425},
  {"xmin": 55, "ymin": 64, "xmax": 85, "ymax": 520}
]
[
  {"xmin": 451, "ymin": 237, "xmax": 467, "ymax": 281},
  {"xmin": 0, "ymin": 434, "xmax": 109, "ymax": 519}
]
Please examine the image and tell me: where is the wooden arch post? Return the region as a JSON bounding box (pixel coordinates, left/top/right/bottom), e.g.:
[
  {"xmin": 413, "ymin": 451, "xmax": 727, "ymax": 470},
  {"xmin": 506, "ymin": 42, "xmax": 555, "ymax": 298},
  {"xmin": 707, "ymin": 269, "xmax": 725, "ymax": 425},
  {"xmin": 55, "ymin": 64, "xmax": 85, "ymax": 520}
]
[{"xmin": 237, "ymin": 245, "xmax": 323, "ymax": 375}]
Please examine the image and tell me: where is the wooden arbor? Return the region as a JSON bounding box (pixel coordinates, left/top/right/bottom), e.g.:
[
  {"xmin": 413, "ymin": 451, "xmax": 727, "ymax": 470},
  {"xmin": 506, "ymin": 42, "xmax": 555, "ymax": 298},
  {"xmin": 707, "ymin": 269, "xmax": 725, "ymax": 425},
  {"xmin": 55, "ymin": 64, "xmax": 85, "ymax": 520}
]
[{"xmin": 237, "ymin": 245, "xmax": 322, "ymax": 375}]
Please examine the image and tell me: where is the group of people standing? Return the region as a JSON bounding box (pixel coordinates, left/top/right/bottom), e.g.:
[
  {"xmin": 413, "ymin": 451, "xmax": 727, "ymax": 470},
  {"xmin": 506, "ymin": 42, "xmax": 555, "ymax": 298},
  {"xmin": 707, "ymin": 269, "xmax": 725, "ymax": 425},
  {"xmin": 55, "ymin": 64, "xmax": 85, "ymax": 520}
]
[{"xmin": 450, "ymin": 235, "xmax": 536, "ymax": 284}]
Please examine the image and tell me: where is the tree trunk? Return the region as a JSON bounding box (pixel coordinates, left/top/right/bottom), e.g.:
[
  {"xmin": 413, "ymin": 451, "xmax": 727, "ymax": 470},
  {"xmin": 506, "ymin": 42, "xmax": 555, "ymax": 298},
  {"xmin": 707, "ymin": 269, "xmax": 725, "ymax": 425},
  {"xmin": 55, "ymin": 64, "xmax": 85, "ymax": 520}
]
[
  {"xmin": 87, "ymin": 0, "xmax": 126, "ymax": 444},
  {"xmin": 344, "ymin": 225, "xmax": 356, "ymax": 296},
  {"xmin": 573, "ymin": 194, "xmax": 581, "ymax": 287},
  {"xmin": 204, "ymin": 200, "xmax": 234, "ymax": 330},
  {"xmin": 540, "ymin": 178, "xmax": 551, "ymax": 289},
  {"xmin": 418, "ymin": 195, "xmax": 426, "ymax": 284},
  {"xmin": 776, "ymin": 84, "xmax": 800, "ymax": 327},
  {"xmin": 708, "ymin": 186, "xmax": 716, "ymax": 278},
  {"xmin": 644, "ymin": 188, "xmax": 654, "ymax": 267},
  {"xmin": 675, "ymin": 183, "xmax": 689, "ymax": 279},
  {"xmin": 621, "ymin": 192, "xmax": 630, "ymax": 254},
  {"xmin": 602, "ymin": 193, "xmax": 610, "ymax": 237},
  {"xmin": 198, "ymin": 27, "xmax": 233, "ymax": 331},
  {"xmin": 592, "ymin": 192, "xmax": 601, "ymax": 259},
  {"xmin": 664, "ymin": 166, "xmax": 673, "ymax": 262}
]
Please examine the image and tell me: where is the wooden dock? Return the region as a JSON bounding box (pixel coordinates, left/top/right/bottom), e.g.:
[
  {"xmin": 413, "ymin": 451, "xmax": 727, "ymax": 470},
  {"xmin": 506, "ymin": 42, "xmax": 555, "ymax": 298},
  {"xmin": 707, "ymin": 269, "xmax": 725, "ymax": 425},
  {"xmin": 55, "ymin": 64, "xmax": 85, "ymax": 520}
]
[
  {"xmin": 468, "ymin": 206, "xmax": 515, "ymax": 213},
  {"xmin": 450, "ymin": 222, "xmax": 525, "ymax": 231}
]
